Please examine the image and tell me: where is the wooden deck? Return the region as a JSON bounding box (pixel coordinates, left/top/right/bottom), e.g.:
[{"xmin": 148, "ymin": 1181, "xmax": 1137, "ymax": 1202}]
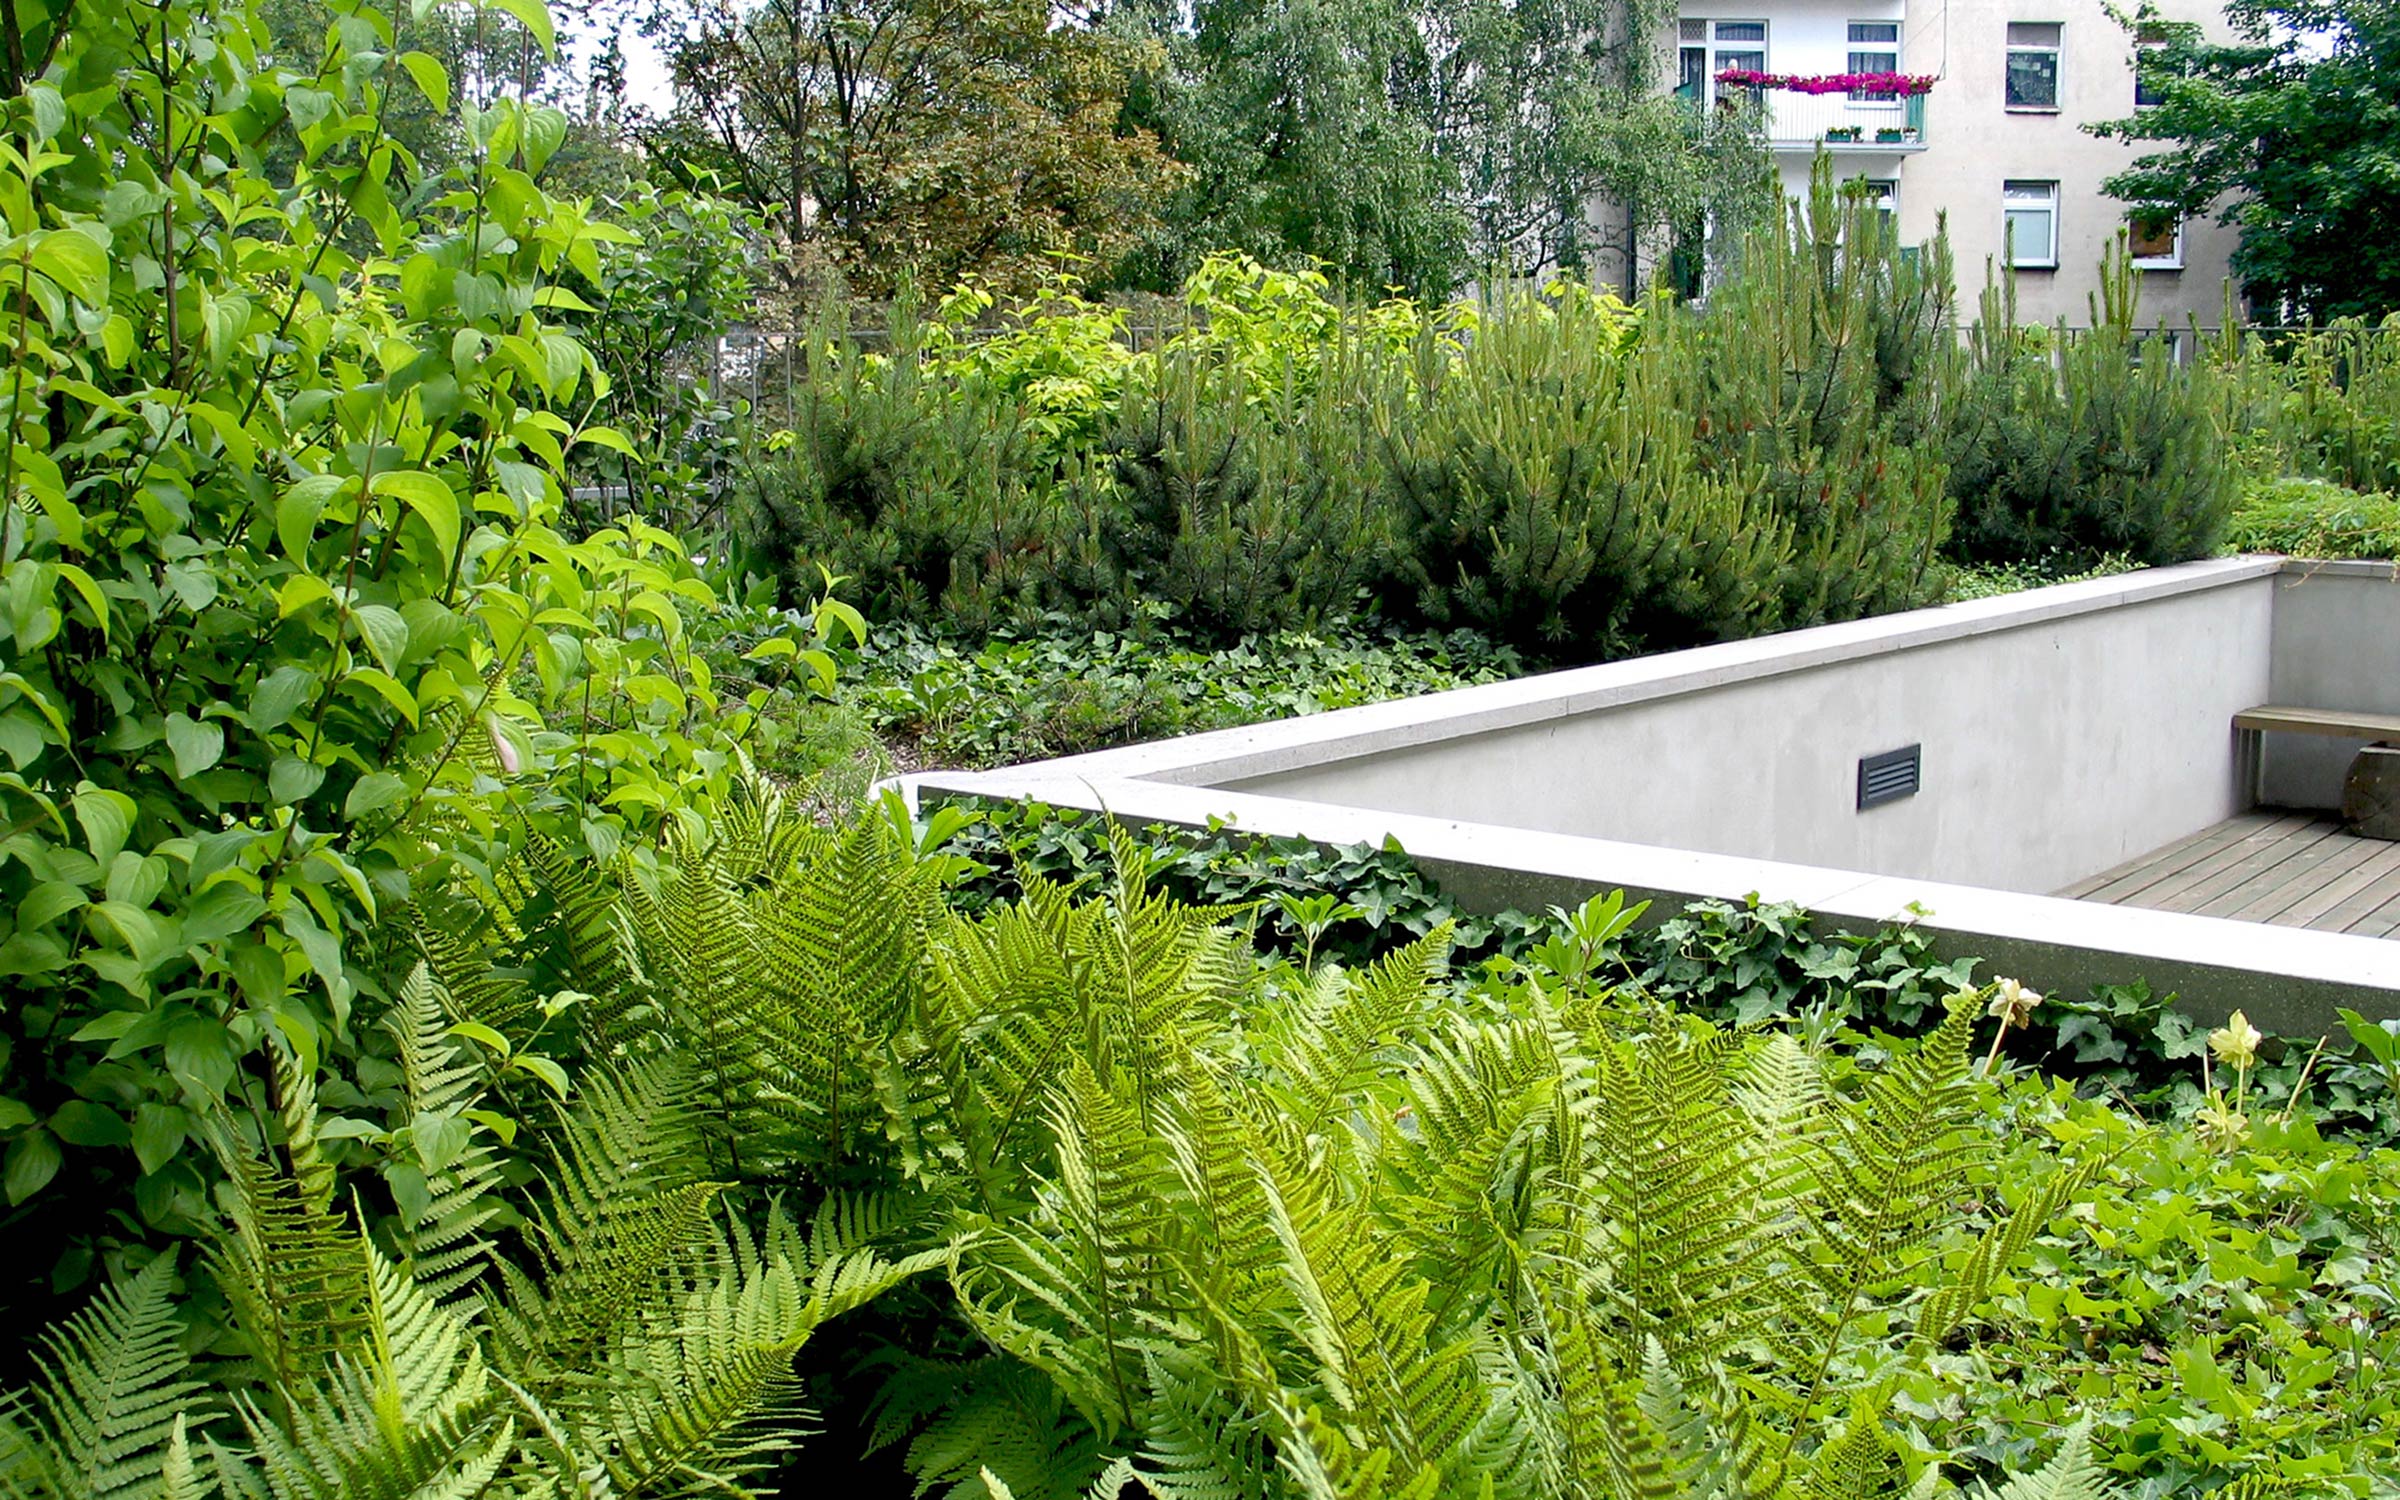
[{"xmin": 2056, "ymin": 812, "xmax": 2400, "ymax": 937}]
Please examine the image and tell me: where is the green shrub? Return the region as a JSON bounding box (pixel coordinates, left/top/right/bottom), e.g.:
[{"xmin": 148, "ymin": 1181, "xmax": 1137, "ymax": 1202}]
[
  {"xmin": 0, "ymin": 0, "xmax": 851, "ymax": 1333},
  {"xmin": 1376, "ymin": 282, "xmax": 1789, "ymax": 651},
  {"xmin": 741, "ymin": 301, "xmax": 1064, "ymax": 630},
  {"xmin": 2271, "ymin": 318, "xmax": 2400, "ymax": 494},
  {"xmin": 1946, "ymin": 244, "xmax": 2235, "ymax": 567},
  {"xmin": 1088, "ymin": 341, "xmax": 1384, "ymax": 636},
  {"xmin": 2226, "ymin": 475, "xmax": 2400, "ymax": 560},
  {"xmin": 1693, "ymin": 161, "xmax": 1956, "ymax": 630}
]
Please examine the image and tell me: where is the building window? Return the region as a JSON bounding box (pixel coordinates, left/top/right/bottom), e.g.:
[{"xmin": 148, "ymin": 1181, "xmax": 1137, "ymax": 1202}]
[
  {"xmin": 2006, "ymin": 23, "xmax": 2062, "ymax": 110},
  {"xmin": 1859, "ymin": 178, "xmax": 1899, "ymax": 226},
  {"xmin": 1848, "ymin": 22, "xmax": 1901, "ymax": 102},
  {"xmin": 2129, "ymin": 211, "xmax": 2183, "ymax": 268},
  {"xmin": 1683, "ymin": 18, "xmax": 1771, "ymax": 95},
  {"xmin": 2004, "ymin": 180, "xmax": 2059, "ymax": 268},
  {"xmin": 2134, "ymin": 21, "xmax": 2194, "ymax": 107},
  {"xmin": 1678, "ymin": 20, "xmax": 1709, "ymax": 101},
  {"xmin": 1713, "ymin": 19, "xmax": 1768, "ymax": 76}
]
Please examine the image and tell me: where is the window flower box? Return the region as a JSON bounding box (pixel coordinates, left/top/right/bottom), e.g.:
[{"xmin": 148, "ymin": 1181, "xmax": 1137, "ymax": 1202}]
[{"xmin": 1824, "ymin": 126, "xmax": 1864, "ymax": 142}]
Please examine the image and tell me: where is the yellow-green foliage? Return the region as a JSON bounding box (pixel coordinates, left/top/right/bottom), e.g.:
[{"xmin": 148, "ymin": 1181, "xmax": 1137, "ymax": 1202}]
[
  {"xmin": 2226, "ymin": 474, "xmax": 2400, "ymax": 561},
  {"xmin": 0, "ymin": 790, "xmax": 2113, "ymax": 1499}
]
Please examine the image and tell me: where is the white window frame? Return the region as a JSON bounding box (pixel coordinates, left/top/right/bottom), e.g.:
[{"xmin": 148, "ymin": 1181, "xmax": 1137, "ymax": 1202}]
[
  {"xmin": 2128, "ymin": 213, "xmax": 2183, "ymax": 270},
  {"xmin": 1846, "ymin": 21, "xmax": 1902, "ymax": 106},
  {"xmin": 1707, "ymin": 19, "xmax": 1769, "ymax": 81},
  {"xmin": 2005, "ymin": 22, "xmax": 2063, "ymax": 112},
  {"xmin": 2003, "ymin": 180, "xmax": 2060, "ymax": 269}
]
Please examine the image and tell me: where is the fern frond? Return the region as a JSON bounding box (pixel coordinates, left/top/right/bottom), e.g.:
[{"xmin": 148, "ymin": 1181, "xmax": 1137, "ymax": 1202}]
[
  {"xmin": 493, "ymin": 1058, "xmax": 722, "ymax": 1382},
  {"xmin": 955, "ymin": 1057, "xmax": 1190, "ymax": 1439},
  {"xmin": 1972, "ymin": 1417, "xmax": 2119, "ymax": 1500},
  {"xmin": 893, "ymin": 1360, "xmax": 1107, "ymax": 1500},
  {"xmin": 1796, "ymin": 1390, "xmax": 1898, "ymax": 1500},
  {"xmin": 1542, "ymin": 1314, "xmax": 1737, "ymax": 1500},
  {"xmin": 563, "ymin": 1199, "xmax": 944, "ymax": 1499},
  {"xmin": 750, "ymin": 813, "xmax": 940, "ymax": 1164},
  {"xmin": 1092, "ymin": 1348, "xmax": 1274, "ymax": 1500},
  {"xmin": 1253, "ymin": 927, "xmax": 1451, "ymax": 1141},
  {"xmin": 1271, "ymin": 1401, "xmax": 1444, "ymax": 1500},
  {"xmin": 1915, "ymin": 1158, "xmax": 2094, "ymax": 1347},
  {"xmin": 205, "ymin": 1051, "xmax": 368, "ymax": 1392},
  {"xmin": 1576, "ymin": 1021, "xmax": 1789, "ymax": 1376},
  {"xmin": 519, "ymin": 832, "xmax": 642, "ymax": 1019},
  {"xmin": 1378, "ymin": 1017, "xmax": 1568, "ymax": 1337},
  {"xmin": 239, "ymin": 1235, "xmax": 508, "ymax": 1500},
  {"xmin": 0, "ymin": 1256, "xmax": 211, "ymax": 1500},
  {"xmin": 1254, "ymin": 1128, "xmax": 1486, "ymax": 1483},
  {"xmin": 386, "ymin": 965, "xmax": 507, "ymax": 1304}
]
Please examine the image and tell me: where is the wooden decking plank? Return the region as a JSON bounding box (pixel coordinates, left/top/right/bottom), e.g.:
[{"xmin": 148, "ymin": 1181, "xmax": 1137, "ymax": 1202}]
[
  {"xmin": 2338, "ymin": 869, "xmax": 2400, "ymax": 938},
  {"xmin": 2153, "ymin": 819, "xmax": 2350, "ymax": 914},
  {"xmin": 2067, "ymin": 813, "xmax": 2400, "ymax": 941},
  {"xmin": 2270, "ymin": 835, "xmax": 2400, "ymax": 930},
  {"xmin": 2070, "ymin": 814, "xmax": 2284, "ymax": 904},
  {"xmin": 2055, "ymin": 816, "xmax": 2265, "ymax": 898},
  {"xmin": 2107, "ymin": 812, "xmax": 2325, "ymax": 908},
  {"xmin": 2302, "ymin": 844, "xmax": 2400, "ymax": 933},
  {"xmin": 2206, "ymin": 825, "xmax": 2387, "ymax": 922}
]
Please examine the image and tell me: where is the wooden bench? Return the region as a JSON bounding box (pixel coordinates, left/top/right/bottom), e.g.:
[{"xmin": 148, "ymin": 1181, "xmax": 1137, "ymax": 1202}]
[
  {"xmin": 2234, "ymin": 706, "xmax": 2400, "ymax": 821},
  {"xmin": 2234, "ymin": 706, "xmax": 2400, "ymax": 743}
]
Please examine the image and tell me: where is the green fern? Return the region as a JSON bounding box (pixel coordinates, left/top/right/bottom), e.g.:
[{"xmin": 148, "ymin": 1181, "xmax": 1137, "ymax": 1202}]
[
  {"xmin": 204, "ymin": 1047, "xmax": 368, "ymax": 1396},
  {"xmin": 385, "ymin": 965, "xmax": 508, "ymax": 1304},
  {"xmin": 1969, "ymin": 1419, "xmax": 2118, "ymax": 1500},
  {"xmin": 0, "ymin": 1256, "xmax": 210, "ymax": 1500}
]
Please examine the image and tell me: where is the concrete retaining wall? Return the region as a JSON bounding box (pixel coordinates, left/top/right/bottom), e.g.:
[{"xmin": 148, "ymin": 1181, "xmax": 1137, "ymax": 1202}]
[
  {"xmin": 902, "ymin": 556, "xmax": 2400, "ymax": 1026},
  {"xmin": 1011, "ymin": 558, "xmax": 2285, "ymax": 896}
]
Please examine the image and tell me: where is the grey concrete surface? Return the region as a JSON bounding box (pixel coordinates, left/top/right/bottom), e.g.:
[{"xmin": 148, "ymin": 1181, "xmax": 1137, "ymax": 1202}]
[{"xmin": 896, "ymin": 557, "xmax": 2400, "ymax": 1029}]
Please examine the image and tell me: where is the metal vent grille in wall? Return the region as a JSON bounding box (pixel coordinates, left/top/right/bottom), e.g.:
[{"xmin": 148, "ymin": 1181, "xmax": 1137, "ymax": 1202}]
[{"xmin": 1858, "ymin": 745, "xmax": 1921, "ymax": 809}]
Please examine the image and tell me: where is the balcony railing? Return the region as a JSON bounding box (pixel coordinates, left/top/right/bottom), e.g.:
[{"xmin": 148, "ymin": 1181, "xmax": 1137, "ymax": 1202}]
[{"xmin": 1679, "ymin": 87, "xmax": 1929, "ymax": 151}]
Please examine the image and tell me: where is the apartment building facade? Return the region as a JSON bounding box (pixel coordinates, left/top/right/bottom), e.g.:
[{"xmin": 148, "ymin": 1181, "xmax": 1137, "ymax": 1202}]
[{"xmin": 1670, "ymin": 0, "xmax": 2241, "ymax": 329}]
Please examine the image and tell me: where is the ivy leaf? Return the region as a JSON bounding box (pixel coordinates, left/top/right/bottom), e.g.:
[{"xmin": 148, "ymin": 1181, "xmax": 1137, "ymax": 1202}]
[{"xmin": 163, "ymin": 714, "xmax": 224, "ymax": 779}]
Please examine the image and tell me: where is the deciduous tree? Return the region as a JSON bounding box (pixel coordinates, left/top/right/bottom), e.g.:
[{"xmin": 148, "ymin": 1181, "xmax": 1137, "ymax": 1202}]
[
  {"xmin": 649, "ymin": 0, "xmax": 1183, "ymax": 299},
  {"xmin": 2094, "ymin": 0, "xmax": 2400, "ymax": 321}
]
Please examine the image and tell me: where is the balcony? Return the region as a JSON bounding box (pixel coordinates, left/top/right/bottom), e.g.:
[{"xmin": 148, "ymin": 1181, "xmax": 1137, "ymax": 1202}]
[
  {"xmin": 1751, "ymin": 89, "xmax": 1928, "ymax": 152},
  {"xmin": 1681, "ymin": 86, "xmax": 1929, "ymax": 152}
]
